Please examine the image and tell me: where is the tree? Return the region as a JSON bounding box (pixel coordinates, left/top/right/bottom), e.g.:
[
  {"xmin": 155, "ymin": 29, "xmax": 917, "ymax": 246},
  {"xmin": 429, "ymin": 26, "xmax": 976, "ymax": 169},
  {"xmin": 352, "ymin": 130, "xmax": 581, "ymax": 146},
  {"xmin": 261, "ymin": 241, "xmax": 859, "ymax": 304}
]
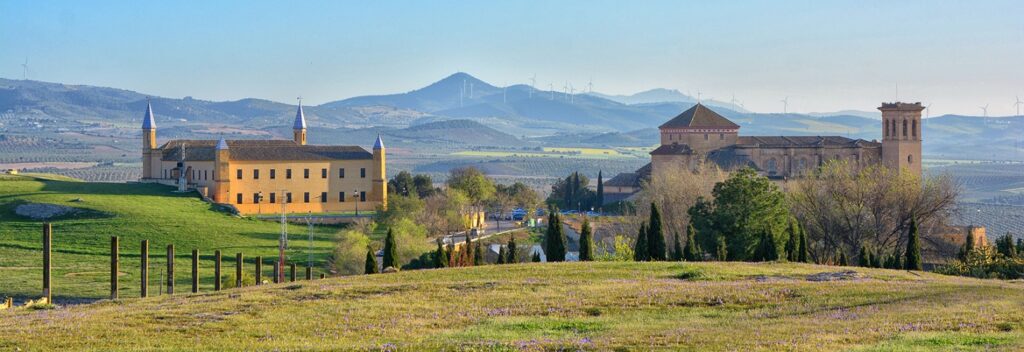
[
  {"xmin": 364, "ymin": 248, "xmax": 378, "ymax": 274},
  {"xmin": 447, "ymin": 167, "xmax": 496, "ymax": 206},
  {"xmin": 688, "ymin": 168, "xmax": 789, "ymax": 261},
  {"xmin": 507, "ymin": 237, "xmax": 519, "ymax": 264},
  {"xmin": 412, "ymin": 174, "xmax": 436, "ymax": 198},
  {"xmin": 904, "ymin": 218, "xmax": 922, "ymax": 270},
  {"xmin": 544, "ymin": 210, "xmax": 567, "ymax": 262},
  {"xmin": 959, "ymin": 231, "xmax": 976, "ymax": 261},
  {"xmin": 858, "ymin": 246, "xmax": 869, "ymax": 267},
  {"xmin": 870, "ymin": 248, "xmax": 882, "ymax": 268},
  {"xmin": 473, "ymin": 242, "xmax": 484, "ymax": 265},
  {"xmin": 641, "ymin": 163, "xmax": 728, "ymax": 253},
  {"xmin": 683, "ymin": 224, "xmax": 700, "ymax": 261},
  {"xmin": 785, "ymin": 221, "xmax": 798, "ymax": 262},
  {"xmin": 995, "ymin": 233, "xmax": 1017, "ymax": 258},
  {"xmin": 388, "ymin": 171, "xmax": 417, "ymax": 197},
  {"xmin": 647, "ymin": 203, "xmax": 667, "ymax": 261},
  {"xmin": 837, "ymin": 251, "xmax": 848, "ymax": 266},
  {"xmin": 596, "ymin": 170, "xmax": 605, "ymax": 208},
  {"xmin": 579, "ymin": 217, "xmax": 594, "ymax": 261},
  {"xmin": 634, "ymin": 223, "xmax": 649, "ymax": 262},
  {"xmin": 671, "ymin": 231, "xmax": 684, "ymax": 261},
  {"xmin": 1017, "ymin": 238, "xmax": 1024, "ymax": 255},
  {"xmin": 382, "ymin": 228, "xmax": 399, "ymax": 270},
  {"xmin": 715, "ymin": 236, "xmax": 727, "ymax": 261},
  {"xmin": 433, "ymin": 239, "xmax": 447, "ymax": 268},
  {"xmin": 797, "ymin": 224, "xmax": 809, "ymax": 263},
  {"xmin": 332, "ymin": 229, "xmax": 371, "ymax": 275},
  {"xmin": 754, "ymin": 230, "xmax": 778, "ymax": 261},
  {"xmin": 790, "ymin": 160, "xmax": 960, "ymax": 264},
  {"xmin": 547, "ymin": 171, "xmax": 596, "ymax": 211},
  {"xmin": 531, "ymin": 251, "xmax": 541, "ymax": 262},
  {"xmin": 497, "ymin": 246, "xmax": 507, "ymax": 264}
]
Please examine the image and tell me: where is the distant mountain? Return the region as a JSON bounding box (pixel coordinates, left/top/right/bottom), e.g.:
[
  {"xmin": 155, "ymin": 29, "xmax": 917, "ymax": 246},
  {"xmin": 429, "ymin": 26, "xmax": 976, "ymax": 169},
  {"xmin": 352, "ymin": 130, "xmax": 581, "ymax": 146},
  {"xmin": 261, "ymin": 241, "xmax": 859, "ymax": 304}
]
[
  {"xmin": 322, "ymin": 72, "xmax": 499, "ymax": 112},
  {"xmin": 587, "ymin": 88, "xmax": 692, "ymax": 105},
  {"xmin": 808, "ymin": 110, "xmax": 881, "ymax": 120}
]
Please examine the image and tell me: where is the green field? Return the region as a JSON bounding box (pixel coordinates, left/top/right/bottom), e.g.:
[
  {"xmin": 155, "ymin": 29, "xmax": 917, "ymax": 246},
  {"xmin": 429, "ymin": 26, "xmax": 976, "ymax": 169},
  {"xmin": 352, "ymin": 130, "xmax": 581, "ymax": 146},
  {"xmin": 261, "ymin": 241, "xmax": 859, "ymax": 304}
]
[
  {"xmin": 1, "ymin": 261, "xmax": 1022, "ymax": 351},
  {"xmin": 0, "ymin": 174, "xmax": 340, "ymax": 301}
]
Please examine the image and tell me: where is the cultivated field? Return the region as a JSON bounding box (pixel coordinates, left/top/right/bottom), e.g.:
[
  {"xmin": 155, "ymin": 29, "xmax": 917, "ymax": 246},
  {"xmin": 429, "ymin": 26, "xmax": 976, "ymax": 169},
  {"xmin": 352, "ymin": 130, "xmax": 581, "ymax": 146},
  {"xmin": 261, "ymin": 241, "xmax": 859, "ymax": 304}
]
[{"xmin": 0, "ymin": 262, "xmax": 1021, "ymax": 351}]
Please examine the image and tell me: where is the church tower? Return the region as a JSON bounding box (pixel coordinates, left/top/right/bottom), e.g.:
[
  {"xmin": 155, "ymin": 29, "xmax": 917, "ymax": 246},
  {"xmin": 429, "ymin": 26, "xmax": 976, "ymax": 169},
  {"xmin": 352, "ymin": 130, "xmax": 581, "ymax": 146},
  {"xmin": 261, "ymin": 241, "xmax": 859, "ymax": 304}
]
[
  {"xmin": 293, "ymin": 102, "xmax": 307, "ymax": 145},
  {"xmin": 213, "ymin": 137, "xmax": 230, "ymax": 203},
  {"xmin": 372, "ymin": 134, "xmax": 387, "ymax": 209},
  {"xmin": 141, "ymin": 100, "xmax": 157, "ymax": 179},
  {"xmin": 879, "ymin": 102, "xmax": 924, "ymax": 177}
]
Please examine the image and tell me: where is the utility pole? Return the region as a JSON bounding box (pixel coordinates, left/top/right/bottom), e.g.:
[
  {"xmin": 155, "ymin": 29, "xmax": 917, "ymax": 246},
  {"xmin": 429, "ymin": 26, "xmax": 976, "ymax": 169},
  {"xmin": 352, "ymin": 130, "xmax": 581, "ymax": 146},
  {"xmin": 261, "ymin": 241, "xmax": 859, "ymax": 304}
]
[
  {"xmin": 354, "ymin": 188, "xmax": 360, "ymax": 217},
  {"xmin": 278, "ymin": 189, "xmax": 288, "ymax": 283}
]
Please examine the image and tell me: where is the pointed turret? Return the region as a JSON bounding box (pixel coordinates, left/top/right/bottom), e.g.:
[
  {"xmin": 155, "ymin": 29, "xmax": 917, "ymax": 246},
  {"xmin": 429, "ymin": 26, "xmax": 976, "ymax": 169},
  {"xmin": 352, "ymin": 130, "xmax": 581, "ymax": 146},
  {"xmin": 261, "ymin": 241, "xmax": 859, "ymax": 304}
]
[
  {"xmin": 141, "ymin": 99, "xmax": 157, "ymax": 179},
  {"xmin": 374, "ymin": 134, "xmax": 385, "ymax": 150},
  {"xmin": 213, "ymin": 136, "xmax": 231, "ymax": 204},
  {"xmin": 216, "ymin": 137, "xmax": 229, "ymax": 150},
  {"xmin": 293, "ymin": 102, "xmax": 307, "ymax": 145},
  {"xmin": 372, "ymin": 134, "xmax": 387, "ymax": 209},
  {"xmin": 142, "ymin": 100, "xmax": 156, "ymax": 130}
]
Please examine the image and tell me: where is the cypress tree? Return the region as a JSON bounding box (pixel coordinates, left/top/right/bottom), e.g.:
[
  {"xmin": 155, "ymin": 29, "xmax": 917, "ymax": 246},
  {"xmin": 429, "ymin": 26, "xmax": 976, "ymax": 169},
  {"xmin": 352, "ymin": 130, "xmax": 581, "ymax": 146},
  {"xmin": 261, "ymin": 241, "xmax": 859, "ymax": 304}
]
[
  {"xmin": 473, "ymin": 242, "xmax": 484, "ymax": 265},
  {"xmin": 364, "ymin": 248, "xmax": 378, "ymax": 274},
  {"xmin": 837, "ymin": 250, "xmax": 848, "ymax": 266},
  {"xmin": 634, "ymin": 223, "xmax": 649, "ymax": 261},
  {"xmin": 892, "ymin": 252, "xmax": 902, "ymax": 269},
  {"xmin": 858, "ymin": 246, "xmax": 869, "ymax": 267},
  {"xmin": 684, "ymin": 224, "xmax": 700, "ymax": 261},
  {"xmin": 550, "ymin": 213, "xmax": 567, "ymax": 261},
  {"xmin": 497, "ymin": 246, "xmax": 506, "ymax": 264},
  {"xmin": 507, "ymin": 237, "xmax": 518, "ymax": 264},
  {"xmin": 959, "ymin": 230, "xmax": 976, "ymax": 261},
  {"xmin": 382, "ymin": 228, "xmax": 399, "ymax": 270},
  {"xmin": 996, "ymin": 233, "xmax": 1017, "ymax": 258},
  {"xmin": 446, "ymin": 243, "xmax": 456, "ymax": 267},
  {"xmin": 904, "ymin": 218, "xmax": 922, "ymax": 270},
  {"xmin": 1017, "ymin": 238, "xmax": 1024, "ymax": 255},
  {"xmin": 596, "ymin": 171, "xmax": 604, "ymax": 207},
  {"xmin": 647, "ymin": 203, "xmax": 667, "ymax": 261},
  {"xmin": 797, "ymin": 224, "xmax": 809, "ymax": 263},
  {"xmin": 671, "ymin": 231, "xmax": 684, "ymax": 261},
  {"xmin": 766, "ymin": 231, "xmax": 779, "ymax": 261},
  {"xmin": 531, "ymin": 251, "xmax": 542, "ymax": 262},
  {"xmin": 571, "ymin": 172, "xmax": 580, "ymax": 210},
  {"xmin": 785, "ymin": 221, "xmax": 798, "ymax": 262},
  {"xmin": 579, "ymin": 217, "xmax": 594, "ymax": 261},
  {"xmin": 433, "ymin": 240, "xmax": 447, "ymax": 268},
  {"xmin": 716, "ymin": 235, "xmax": 728, "ymax": 261},
  {"xmin": 870, "ymin": 249, "xmax": 882, "ymax": 268}
]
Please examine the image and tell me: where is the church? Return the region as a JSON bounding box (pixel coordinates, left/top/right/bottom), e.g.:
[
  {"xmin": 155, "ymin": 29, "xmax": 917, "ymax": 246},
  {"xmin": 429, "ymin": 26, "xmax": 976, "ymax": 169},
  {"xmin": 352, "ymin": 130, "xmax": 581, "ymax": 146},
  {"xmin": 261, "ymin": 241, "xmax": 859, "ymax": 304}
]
[
  {"xmin": 139, "ymin": 101, "xmax": 387, "ymax": 214},
  {"xmin": 604, "ymin": 102, "xmax": 924, "ymax": 198}
]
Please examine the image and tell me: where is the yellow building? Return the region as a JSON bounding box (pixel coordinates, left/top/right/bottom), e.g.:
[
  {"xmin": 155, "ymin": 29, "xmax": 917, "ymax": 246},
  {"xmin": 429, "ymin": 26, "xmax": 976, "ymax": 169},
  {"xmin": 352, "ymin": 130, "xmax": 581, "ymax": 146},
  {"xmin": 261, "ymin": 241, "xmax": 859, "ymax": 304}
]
[{"xmin": 140, "ymin": 101, "xmax": 387, "ymax": 214}]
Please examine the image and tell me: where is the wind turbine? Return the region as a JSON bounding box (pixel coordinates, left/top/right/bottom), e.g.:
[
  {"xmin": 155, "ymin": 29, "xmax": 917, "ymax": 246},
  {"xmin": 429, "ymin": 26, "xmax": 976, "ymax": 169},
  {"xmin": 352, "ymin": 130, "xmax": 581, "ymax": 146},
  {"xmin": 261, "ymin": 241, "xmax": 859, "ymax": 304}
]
[
  {"xmin": 979, "ymin": 104, "xmax": 989, "ymax": 117},
  {"xmin": 549, "ymin": 83, "xmax": 554, "ymax": 100},
  {"xmin": 1014, "ymin": 96, "xmax": 1023, "ymax": 116},
  {"xmin": 503, "ymin": 82, "xmax": 507, "ymax": 104},
  {"xmin": 924, "ymin": 103, "xmax": 932, "ymax": 118},
  {"xmin": 587, "ymin": 78, "xmax": 593, "ymax": 94},
  {"xmin": 780, "ymin": 97, "xmax": 789, "ymax": 114},
  {"xmin": 730, "ymin": 93, "xmax": 743, "ymax": 108},
  {"xmin": 21, "ymin": 57, "xmax": 29, "ymax": 80},
  {"xmin": 528, "ymin": 74, "xmax": 536, "ymax": 98}
]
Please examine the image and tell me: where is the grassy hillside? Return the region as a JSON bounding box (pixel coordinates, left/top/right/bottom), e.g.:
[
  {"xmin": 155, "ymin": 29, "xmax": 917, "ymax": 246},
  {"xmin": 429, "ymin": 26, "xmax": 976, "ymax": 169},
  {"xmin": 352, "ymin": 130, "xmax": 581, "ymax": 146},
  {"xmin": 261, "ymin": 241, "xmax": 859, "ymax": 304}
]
[
  {"xmin": 1, "ymin": 262, "xmax": 1022, "ymax": 351},
  {"xmin": 0, "ymin": 174, "xmax": 339, "ymax": 301}
]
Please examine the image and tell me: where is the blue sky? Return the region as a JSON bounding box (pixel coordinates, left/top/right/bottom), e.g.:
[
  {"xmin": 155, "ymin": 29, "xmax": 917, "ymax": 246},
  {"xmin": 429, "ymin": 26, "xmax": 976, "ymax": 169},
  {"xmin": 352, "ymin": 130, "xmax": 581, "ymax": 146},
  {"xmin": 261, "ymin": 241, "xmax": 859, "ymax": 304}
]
[{"xmin": 1, "ymin": 0, "xmax": 1022, "ymax": 116}]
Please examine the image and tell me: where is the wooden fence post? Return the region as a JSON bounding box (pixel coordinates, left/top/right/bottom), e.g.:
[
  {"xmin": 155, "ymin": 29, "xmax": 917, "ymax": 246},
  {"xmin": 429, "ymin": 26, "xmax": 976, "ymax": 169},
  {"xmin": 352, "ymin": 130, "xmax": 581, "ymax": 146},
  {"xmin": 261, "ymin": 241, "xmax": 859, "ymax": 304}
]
[
  {"xmin": 289, "ymin": 263, "xmax": 296, "ymax": 282},
  {"xmin": 305, "ymin": 266, "xmax": 312, "ymax": 280},
  {"xmin": 214, "ymin": 250, "xmax": 222, "ymax": 291},
  {"xmin": 273, "ymin": 260, "xmax": 280, "ymax": 284},
  {"xmin": 110, "ymin": 236, "xmax": 118, "ymax": 300},
  {"xmin": 191, "ymin": 249, "xmax": 199, "ymax": 293},
  {"xmin": 320, "ymin": 273, "xmax": 326, "ymax": 280},
  {"xmin": 255, "ymin": 256, "xmax": 262, "ymax": 285},
  {"xmin": 42, "ymin": 223, "xmax": 52, "ymax": 303},
  {"xmin": 140, "ymin": 240, "xmax": 149, "ymax": 298},
  {"xmin": 166, "ymin": 244, "xmax": 175, "ymax": 295},
  {"xmin": 4, "ymin": 297, "xmax": 11, "ymax": 309},
  {"xmin": 235, "ymin": 252, "xmax": 243, "ymax": 288}
]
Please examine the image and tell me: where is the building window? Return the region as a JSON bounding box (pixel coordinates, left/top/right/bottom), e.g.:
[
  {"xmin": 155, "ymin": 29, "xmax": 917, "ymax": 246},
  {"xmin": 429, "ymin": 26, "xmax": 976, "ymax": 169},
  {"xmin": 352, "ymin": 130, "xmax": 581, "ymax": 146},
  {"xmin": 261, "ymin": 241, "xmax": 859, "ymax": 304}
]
[
  {"xmin": 360, "ymin": 191, "xmax": 366, "ymax": 202},
  {"xmin": 339, "ymin": 192, "xmax": 346, "ymax": 202},
  {"xmin": 270, "ymin": 192, "xmax": 276, "ymax": 204},
  {"xmin": 304, "ymin": 169, "xmax": 310, "ymax": 179},
  {"xmin": 704, "ymin": 134, "xmax": 709, "ymax": 140},
  {"xmin": 321, "ymin": 168, "xmax": 327, "ymax": 178},
  {"xmin": 360, "ymin": 168, "xmax": 366, "ymax": 178},
  {"xmin": 286, "ymin": 169, "xmax": 292, "ymax": 179},
  {"xmin": 902, "ymin": 120, "xmax": 908, "ymax": 137},
  {"xmin": 164, "ymin": 169, "xmax": 167, "ymax": 178},
  {"xmin": 236, "ymin": 169, "xmax": 243, "ymax": 180},
  {"xmin": 270, "ymin": 169, "xmax": 276, "ymax": 179},
  {"xmin": 236, "ymin": 193, "xmax": 243, "ymax": 204},
  {"xmin": 912, "ymin": 120, "xmax": 917, "ymax": 138},
  {"xmin": 908, "ymin": 154, "xmax": 914, "ymax": 164},
  {"xmin": 286, "ymin": 192, "xmax": 293, "ymax": 203},
  {"xmin": 339, "ymin": 168, "xmax": 345, "ymax": 178},
  {"xmin": 766, "ymin": 158, "xmax": 777, "ymax": 175},
  {"xmin": 253, "ymin": 169, "xmax": 259, "ymax": 180},
  {"xmin": 253, "ymin": 193, "xmax": 260, "ymax": 203},
  {"xmin": 719, "ymin": 133, "xmax": 724, "ymax": 140},
  {"xmin": 320, "ymin": 192, "xmax": 327, "ymax": 202},
  {"xmin": 304, "ymin": 192, "xmax": 310, "ymax": 203}
]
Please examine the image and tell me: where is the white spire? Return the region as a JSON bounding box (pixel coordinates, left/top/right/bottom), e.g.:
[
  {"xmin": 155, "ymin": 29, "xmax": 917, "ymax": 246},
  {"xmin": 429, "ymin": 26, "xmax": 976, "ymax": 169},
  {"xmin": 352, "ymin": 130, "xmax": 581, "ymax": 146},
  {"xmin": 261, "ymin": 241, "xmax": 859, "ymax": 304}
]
[
  {"xmin": 293, "ymin": 99, "xmax": 307, "ymax": 129},
  {"xmin": 142, "ymin": 98, "xmax": 156, "ymax": 129}
]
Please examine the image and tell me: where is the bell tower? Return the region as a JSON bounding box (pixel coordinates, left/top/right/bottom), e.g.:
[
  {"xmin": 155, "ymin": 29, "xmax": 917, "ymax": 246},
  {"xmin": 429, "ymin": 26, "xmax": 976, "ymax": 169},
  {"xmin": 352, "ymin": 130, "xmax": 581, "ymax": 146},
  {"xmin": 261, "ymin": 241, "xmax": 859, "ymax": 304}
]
[
  {"xmin": 879, "ymin": 102, "xmax": 924, "ymax": 177},
  {"xmin": 213, "ymin": 137, "xmax": 231, "ymax": 203},
  {"xmin": 372, "ymin": 134, "xmax": 387, "ymax": 209},
  {"xmin": 141, "ymin": 99, "xmax": 157, "ymax": 179},
  {"xmin": 293, "ymin": 100, "xmax": 307, "ymax": 145}
]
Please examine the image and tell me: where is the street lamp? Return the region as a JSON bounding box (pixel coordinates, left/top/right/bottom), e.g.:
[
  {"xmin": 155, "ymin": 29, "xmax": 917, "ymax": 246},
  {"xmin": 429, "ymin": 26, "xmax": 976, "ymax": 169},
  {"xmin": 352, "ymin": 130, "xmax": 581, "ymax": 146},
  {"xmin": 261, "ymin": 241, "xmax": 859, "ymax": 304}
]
[{"xmin": 353, "ymin": 188, "xmax": 359, "ymax": 216}]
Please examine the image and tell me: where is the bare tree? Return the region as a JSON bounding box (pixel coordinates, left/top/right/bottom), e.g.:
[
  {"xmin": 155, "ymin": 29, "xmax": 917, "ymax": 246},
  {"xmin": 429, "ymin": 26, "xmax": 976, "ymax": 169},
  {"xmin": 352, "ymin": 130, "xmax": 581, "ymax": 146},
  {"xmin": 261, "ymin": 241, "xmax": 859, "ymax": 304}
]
[
  {"xmin": 634, "ymin": 162, "xmax": 728, "ymax": 238},
  {"xmin": 789, "ymin": 160, "xmax": 960, "ymax": 262}
]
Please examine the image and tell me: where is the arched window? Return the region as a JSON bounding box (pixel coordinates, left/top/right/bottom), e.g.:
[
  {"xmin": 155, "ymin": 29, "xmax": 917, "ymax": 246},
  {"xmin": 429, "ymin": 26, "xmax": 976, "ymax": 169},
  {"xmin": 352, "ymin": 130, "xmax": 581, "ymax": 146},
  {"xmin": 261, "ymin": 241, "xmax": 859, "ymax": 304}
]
[
  {"xmin": 884, "ymin": 119, "xmax": 890, "ymax": 138},
  {"xmin": 912, "ymin": 120, "xmax": 917, "ymax": 138},
  {"xmin": 902, "ymin": 119, "xmax": 908, "ymax": 137},
  {"xmin": 907, "ymin": 154, "xmax": 914, "ymax": 164}
]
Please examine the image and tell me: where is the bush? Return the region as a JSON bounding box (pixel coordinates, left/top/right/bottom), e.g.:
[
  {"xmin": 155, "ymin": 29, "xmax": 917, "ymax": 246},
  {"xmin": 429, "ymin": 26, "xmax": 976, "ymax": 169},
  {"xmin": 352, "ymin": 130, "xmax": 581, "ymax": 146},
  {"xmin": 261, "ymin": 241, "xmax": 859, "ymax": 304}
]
[
  {"xmin": 221, "ymin": 271, "xmax": 258, "ymax": 289},
  {"xmin": 936, "ymin": 247, "xmax": 1024, "ymax": 279},
  {"xmin": 596, "ymin": 235, "xmax": 635, "ymax": 262}
]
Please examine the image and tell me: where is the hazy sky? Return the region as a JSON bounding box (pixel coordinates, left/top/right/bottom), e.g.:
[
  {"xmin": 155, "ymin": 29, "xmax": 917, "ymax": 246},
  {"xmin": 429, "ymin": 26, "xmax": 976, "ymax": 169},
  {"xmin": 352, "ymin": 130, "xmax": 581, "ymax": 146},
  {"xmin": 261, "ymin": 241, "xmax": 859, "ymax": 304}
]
[{"xmin": 2, "ymin": 0, "xmax": 1022, "ymax": 116}]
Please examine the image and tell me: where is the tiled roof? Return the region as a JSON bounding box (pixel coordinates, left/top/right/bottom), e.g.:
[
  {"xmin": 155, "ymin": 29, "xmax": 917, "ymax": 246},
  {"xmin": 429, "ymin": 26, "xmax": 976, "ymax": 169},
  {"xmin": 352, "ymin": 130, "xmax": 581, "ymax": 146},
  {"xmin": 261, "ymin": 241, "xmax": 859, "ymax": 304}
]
[
  {"xmin": 604, "ymin": 163, "xmax": 652, "ymax": 188},
  {"xmin": 736, "ymin": 136, "xmax": 880, "ymax": 148},
  {"xmin": 650, "ymin": 144, "xmax": 694, "ymax": 155},
  {"xmin": 158, "ymin": 139, "xmax": 371, "ymax": 161},
  {"xmin": 659, "ymin": 103, "xmax": 739, "ymax": 129}
]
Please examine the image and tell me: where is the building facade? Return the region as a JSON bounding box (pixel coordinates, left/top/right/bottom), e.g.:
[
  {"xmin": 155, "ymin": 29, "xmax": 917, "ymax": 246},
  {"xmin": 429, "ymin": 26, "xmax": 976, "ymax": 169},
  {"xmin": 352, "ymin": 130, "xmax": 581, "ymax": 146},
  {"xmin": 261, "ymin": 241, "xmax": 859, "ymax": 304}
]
[
  {"xmin": 605, "ymin": 102, "xmax": 923, "ymax": 199},
  {"xmin": 140, "ymin": 102, "xmax": 387, "ymax": 214}
]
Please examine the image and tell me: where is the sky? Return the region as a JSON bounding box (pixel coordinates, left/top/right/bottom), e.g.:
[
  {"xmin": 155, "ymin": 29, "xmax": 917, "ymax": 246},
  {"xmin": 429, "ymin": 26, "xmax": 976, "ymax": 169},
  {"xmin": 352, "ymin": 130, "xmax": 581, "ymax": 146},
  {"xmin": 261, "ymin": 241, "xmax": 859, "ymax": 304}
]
[{"xmin": 1, "ymin": 0, "xmax": 1022, "ymax": 116}]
